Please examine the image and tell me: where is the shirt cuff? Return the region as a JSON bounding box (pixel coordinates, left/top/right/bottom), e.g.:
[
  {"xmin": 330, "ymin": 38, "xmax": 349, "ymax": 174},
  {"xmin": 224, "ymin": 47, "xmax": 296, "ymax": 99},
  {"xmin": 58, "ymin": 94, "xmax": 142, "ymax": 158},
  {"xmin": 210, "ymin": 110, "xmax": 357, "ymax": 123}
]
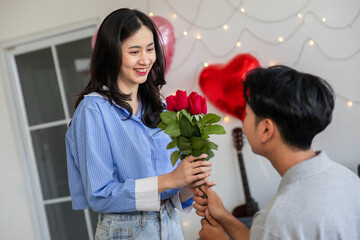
[
  {"xmin": 135, "ymin": 176, "xmax": 160, "ymax": 211},
  {"xmin": 170, "ymin": 191, "xmax": 193, "ymax": 213},
  {"xmin": 181, "ymin": 196, "xmax": 194, "ymax": 209}
]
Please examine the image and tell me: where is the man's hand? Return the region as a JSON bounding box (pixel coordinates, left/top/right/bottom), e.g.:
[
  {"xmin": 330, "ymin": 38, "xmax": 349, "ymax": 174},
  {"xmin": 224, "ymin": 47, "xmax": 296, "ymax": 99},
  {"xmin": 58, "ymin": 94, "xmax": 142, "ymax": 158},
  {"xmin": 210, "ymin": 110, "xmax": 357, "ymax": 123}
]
[
  {"xmin": 194, "ymin": 185, "xmax": 228, "ymax": 221},
  {"xmin": 199, "ymin": 210, "xmax": 230, "ymax": 240}
]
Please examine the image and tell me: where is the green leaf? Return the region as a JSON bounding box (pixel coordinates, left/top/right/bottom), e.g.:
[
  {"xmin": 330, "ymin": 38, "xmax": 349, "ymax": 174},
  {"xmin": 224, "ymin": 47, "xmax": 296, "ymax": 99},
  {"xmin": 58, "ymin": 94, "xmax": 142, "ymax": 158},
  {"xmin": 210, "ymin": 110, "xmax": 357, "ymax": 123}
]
[
  {"xmin": 167, "ymin": 138, "xmax": 178, "ymax": 149},
  {"xmin": 201, "ymin": 144, "xmax": 209, "ymax": 153},
  {"xmin": 178, "ymin": 136, "xmax": 191, "ymax": 150},
  {"xmin": 164, "ymin": 123, "xmax": 181, "ymax": 137},
  {"xmin": 180, "ymin": 154, "xmax": 188, "ymax": 160},
  {"xmin": 191, "ymin": 125, "xmax": 201, "ymax": 137},
  {"xmin": 181, "ymin": 109, "xmax": 193, "ymax": 122},
  {"xmin": 203, "ymin": 125, "xmax": 226, "ymax": 135},
  {"xmin": 179, "ymin": 115, "xmax": 192, "ymax": 137},
  {"xmin": 182, "ymin": 149, "xmax": 192, "ymax": 155},
  {"xmin": 157, "ymin": 121, "xmax": 168, "ymax": 130},
  {"xmin": 191, "ymin": 137, "xmax": 205, "ymax": 149},
  {"xmin": 207, "ymin": 141, "xmax": 219, "ymax": 150},
  {"xmin": 203, "ymin": 113, "xmax": 221, "ymax": 124},
  {"xmin": 160, "ymin": 111, "xmax": 178, "ymax": 125},
  {"xmin": 205, "ymin": 150, "xmax": 215, "ymax": 160},
  {"xmin": 192, "ymin": 148, "xmax": 204, "ymax": 157},
  {"xmin": 201, "ymin": 131, "xmax": 209, "ymax": 140},
  {"xmin": 170, "ymin": 151, "xmax": 180, "ymax": 166}
]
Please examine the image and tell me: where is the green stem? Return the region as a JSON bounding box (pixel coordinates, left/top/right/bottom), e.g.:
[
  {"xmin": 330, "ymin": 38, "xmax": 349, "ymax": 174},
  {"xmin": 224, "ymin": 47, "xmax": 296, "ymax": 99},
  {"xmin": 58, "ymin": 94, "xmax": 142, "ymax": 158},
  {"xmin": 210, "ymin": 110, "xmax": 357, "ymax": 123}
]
[{"xmin": 198, "ymin": 184, "xmax": 208, "ymax": 199}]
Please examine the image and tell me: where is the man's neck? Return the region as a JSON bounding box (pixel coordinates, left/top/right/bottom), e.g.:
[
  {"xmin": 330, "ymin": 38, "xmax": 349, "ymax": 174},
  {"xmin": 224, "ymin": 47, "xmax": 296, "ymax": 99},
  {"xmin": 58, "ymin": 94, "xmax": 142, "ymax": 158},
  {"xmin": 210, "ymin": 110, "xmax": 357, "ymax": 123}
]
[{"xmin": 266, "ymin": 145, "xmax": 317, "ymax": 177}]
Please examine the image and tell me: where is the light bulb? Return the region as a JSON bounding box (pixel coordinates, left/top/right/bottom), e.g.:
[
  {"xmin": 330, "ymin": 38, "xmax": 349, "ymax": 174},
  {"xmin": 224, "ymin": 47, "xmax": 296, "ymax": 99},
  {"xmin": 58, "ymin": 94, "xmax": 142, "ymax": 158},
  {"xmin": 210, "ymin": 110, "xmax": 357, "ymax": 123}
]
[
  {"xmin": 347, "ymin": 101, "xmax": 353, "ymax": 107},
  {"xmin": 236, "ymin": 41, "xmax": 242, "ymax": 47},
  {"xmin": 298, "ymin": 13, "xmax": 302, "ymax": 18},
  {"xmin": 172, "ymin": 13, "xmax": 177, "ymax": 19},
  {"xmin": 196, "ymin": 34, "xmax": 202, "ymax": 40},
  {"xmin": 182, "ymin": 221, "xmax": 190, "ymax": 227},
  {"xmin": 240, "ymin": 8, "xmax": 245, "ymax": 13},
  {"xmin": 322, "ymin": 17, "xmax": 326, "ymax": 22},
  {"xmin": 224, "ymin": 116, "xmax": 230, "ymax": 123},
  {"xmin": 223, "ymin": 24, "xmax": 229, "ymax": 30},
  {"xmin": 278, "ymin": 37, "xmax": 284, "ymax": 43},
  {"xmin": 149, "ymin": 12, "xmax": 154, "ymax": 17},
  {"xmin": 309, "ymin": 40, "xmax": 315, "ymax": 46},
  {"xmin": 204, "ymin": 62, "xmax": 209, "ymax": 67},
  {"xmin": 183, "ymin": 31, "xmax": 188, "ymax": 36}
]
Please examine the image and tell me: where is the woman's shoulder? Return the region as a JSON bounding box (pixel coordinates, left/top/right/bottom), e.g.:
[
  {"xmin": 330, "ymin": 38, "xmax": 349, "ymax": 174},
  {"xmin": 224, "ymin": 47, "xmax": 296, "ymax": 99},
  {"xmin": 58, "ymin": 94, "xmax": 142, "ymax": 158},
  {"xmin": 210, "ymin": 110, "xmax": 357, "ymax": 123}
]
[
  {"xmin": 72, "ymin": 93, "xmax": 110, "ymax": 118},
  {"xmin": 80, "ymin": 93, "xmax": 110, "ymax": 109}
]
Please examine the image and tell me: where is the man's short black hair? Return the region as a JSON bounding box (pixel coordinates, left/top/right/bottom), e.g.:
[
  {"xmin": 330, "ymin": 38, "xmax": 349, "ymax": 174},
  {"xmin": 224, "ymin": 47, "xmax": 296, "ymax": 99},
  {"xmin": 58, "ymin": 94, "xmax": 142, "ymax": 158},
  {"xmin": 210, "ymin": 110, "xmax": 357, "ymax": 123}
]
[{"xmin": 243, "ymin": 65, "xmax": 335, "ymax": 150}]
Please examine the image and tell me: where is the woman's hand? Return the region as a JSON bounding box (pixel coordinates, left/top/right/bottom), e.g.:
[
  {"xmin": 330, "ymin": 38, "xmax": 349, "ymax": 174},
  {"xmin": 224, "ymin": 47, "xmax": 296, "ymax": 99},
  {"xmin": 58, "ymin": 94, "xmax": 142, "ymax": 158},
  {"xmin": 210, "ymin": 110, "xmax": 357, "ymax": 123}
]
[
  {"xmin": 171, "ymin": 154, "xmax": 212, "ymax": 188},
  {"xmin": 158, "ymin": 154, "xmax": 212, "ymax": 193}
]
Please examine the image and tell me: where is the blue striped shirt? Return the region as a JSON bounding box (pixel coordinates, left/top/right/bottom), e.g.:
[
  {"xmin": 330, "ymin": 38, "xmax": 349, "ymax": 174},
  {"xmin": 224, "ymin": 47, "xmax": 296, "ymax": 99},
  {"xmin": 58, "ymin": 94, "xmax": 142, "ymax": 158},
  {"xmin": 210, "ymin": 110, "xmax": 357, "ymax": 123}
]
[{"xmin": 65, "ymin": 93, "xmax": 187, "ymax": 213}]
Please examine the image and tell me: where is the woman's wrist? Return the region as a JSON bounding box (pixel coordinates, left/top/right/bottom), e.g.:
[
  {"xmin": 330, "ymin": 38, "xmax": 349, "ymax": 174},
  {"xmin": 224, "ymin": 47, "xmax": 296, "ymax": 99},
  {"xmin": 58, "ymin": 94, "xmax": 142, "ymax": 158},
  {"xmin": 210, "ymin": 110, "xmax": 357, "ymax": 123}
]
[
  {"xmin": 158, "ymin": 172, "xmax": 174, "ymax": 193},
  {"xmin": 179, "ymin": 185, "xmax": 194, "ymax": 202}
]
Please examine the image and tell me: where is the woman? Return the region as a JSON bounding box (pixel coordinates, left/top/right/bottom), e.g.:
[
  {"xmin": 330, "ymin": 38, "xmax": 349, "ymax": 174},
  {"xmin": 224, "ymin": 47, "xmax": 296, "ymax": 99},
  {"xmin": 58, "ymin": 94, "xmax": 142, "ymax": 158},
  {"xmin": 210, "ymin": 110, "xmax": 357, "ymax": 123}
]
[{"xmin": 66, "ymin": 8, "xmax": 212, "ymax": 240}]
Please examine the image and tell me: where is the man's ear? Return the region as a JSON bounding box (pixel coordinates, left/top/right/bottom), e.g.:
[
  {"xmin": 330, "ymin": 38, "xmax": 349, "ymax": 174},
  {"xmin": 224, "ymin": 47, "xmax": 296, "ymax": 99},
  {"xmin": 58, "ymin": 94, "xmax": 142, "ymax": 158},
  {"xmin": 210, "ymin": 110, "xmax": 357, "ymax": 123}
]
[{"xmin": 259, "ymin": 118, "xmax": 274, "ymax": 143}]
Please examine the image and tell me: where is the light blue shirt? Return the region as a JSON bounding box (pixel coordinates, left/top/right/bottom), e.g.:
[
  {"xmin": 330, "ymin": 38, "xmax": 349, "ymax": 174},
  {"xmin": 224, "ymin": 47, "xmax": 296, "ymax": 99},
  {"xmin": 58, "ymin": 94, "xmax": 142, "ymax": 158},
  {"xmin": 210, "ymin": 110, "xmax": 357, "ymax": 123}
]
[{"xmin": 66, "ymin": 93, "xmax": 182, "ymax": 213}]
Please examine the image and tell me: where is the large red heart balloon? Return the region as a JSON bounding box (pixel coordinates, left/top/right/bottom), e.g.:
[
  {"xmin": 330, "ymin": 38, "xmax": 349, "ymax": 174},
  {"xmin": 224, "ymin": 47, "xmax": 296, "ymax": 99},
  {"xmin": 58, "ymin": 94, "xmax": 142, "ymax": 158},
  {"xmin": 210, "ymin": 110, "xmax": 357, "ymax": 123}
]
[
  {"xmin": 151, "ymin": 16, "xmax": 176, "ymax": 74},
  {"xmin": 199, "ymin": 54, "xmax": 260, "ymax": 121}
]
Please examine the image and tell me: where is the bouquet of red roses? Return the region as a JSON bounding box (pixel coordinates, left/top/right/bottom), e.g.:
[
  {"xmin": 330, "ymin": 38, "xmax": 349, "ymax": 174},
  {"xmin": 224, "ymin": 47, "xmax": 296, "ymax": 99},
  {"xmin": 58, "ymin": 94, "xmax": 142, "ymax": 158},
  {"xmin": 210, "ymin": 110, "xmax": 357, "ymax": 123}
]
[{"xmin": 157, "ymin": 90, "xmax": 226, "ymax": 166}]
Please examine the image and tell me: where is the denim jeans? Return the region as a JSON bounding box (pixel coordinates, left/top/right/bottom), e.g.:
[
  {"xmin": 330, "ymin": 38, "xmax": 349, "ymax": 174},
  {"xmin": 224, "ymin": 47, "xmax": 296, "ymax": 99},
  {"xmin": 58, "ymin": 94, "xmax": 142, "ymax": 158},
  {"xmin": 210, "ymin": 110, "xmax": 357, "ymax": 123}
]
[{"xmin": 95, "ymin": 200, "xmax": 184, "ymax": 240}]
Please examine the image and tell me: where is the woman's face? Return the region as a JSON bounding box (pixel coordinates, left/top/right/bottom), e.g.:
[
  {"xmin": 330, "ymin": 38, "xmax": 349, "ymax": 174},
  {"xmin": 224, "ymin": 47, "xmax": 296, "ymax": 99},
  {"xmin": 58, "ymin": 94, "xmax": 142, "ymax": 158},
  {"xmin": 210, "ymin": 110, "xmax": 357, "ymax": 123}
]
[{"xmin": 117, "ymin": 25, "xmax": 156, "ymax": 92}]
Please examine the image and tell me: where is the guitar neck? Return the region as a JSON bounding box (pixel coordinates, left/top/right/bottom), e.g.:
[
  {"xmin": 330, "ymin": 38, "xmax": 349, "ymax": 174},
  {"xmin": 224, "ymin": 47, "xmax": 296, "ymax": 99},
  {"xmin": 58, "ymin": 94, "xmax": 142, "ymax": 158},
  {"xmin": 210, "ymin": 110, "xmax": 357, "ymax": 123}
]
[{"xmin": 237, "ymin": 152, "xmax": 253, "ymax": 204}]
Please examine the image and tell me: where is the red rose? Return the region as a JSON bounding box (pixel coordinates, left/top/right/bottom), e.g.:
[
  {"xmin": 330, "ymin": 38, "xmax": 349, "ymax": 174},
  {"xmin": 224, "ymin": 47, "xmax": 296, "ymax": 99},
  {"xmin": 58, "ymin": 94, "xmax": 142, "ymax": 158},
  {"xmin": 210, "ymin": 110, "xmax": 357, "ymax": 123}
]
[
  {"xmin": 201, "ymin": 96, "xmax": 207, "ymax": 114},
  {"xmin": 188, "ymin": 92, "xmax": 207, "ymax": 115},
  {"xmin": 166, "ymin": 90, "xmax": 189, "ymax": 111},
  {"xmin": 166, "ymin": 95, "xmax": 176, "ymax": 111}
]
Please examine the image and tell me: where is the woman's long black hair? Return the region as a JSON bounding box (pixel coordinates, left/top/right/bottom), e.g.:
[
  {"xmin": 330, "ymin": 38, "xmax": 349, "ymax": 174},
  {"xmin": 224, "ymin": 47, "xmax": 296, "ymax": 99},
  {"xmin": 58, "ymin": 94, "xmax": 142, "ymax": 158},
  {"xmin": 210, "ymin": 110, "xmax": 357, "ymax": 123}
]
[{"xmin": 75, "ymin": 8, "xmax": 166, "ymax": 128}]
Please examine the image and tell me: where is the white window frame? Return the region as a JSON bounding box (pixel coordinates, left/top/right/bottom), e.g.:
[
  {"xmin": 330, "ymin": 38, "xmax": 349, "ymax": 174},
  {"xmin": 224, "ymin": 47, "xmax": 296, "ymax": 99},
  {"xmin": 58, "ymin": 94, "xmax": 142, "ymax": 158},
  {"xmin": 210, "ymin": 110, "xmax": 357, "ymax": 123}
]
[{"xmin": 0, "ymin": 18, "xmax": 99, "ymax": 240}]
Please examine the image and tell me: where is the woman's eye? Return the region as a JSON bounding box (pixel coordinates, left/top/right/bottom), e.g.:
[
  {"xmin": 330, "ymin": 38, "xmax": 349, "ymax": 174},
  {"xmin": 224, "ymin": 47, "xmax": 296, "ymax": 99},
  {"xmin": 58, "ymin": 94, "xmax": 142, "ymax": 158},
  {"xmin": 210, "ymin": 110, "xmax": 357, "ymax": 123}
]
[
  {"xmin": 130, "ymin": 51, "xmax": 138, "ymax": 55},
  {"xmin": 147, "ymin": 48, "xmax": 154, "ymax": 52}
]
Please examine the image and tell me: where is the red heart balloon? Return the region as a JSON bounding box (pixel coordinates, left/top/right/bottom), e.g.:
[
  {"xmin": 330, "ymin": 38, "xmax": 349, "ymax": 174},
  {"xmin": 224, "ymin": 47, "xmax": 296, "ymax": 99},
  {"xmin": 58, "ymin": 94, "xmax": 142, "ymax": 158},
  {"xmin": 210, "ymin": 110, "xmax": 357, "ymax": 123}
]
[
  {"xmin": 151, "ymin": 16, "xmax": 176, "ymax": 74},
  {"xmin": 199, "ymin": 54, "xmax": 260, "ymax": 121}
]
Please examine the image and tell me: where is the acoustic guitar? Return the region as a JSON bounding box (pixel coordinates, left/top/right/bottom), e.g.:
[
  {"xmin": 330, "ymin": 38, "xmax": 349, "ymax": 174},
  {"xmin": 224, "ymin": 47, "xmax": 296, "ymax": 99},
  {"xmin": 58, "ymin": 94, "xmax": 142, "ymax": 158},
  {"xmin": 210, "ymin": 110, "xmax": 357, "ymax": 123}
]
[{"xmin": 231, "ymin": 127, "xmax": 259, "ymax": 218}]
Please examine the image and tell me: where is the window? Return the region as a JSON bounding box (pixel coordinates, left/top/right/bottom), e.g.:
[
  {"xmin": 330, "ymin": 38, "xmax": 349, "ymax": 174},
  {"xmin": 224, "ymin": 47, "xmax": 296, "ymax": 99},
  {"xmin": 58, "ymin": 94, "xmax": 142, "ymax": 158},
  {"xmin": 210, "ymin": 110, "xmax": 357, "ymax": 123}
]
[{"xmin": 1, "ymin": 20, "xmax": 99, "ymax": 240}]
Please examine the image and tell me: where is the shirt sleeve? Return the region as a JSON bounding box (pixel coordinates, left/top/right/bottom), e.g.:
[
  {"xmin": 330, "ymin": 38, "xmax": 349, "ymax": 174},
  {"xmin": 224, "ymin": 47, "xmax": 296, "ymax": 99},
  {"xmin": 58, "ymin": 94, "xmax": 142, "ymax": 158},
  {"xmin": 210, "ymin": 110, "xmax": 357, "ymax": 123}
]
[{"xmin": 67, "ymin": 105, "xmax": 160, "ymax": 213}]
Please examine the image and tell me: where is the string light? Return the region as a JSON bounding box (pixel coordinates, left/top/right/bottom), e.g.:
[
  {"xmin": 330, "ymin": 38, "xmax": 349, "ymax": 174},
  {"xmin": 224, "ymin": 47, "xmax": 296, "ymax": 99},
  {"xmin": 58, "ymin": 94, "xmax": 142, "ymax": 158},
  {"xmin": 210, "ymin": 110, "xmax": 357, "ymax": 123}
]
[
  {"xmin": 148, "ymin": 12, "xmax": 154, "ymax": 17},
  {"xmin": 149, "ymin": 0, "xmax": 360, "ymax": 106},
  {"xmin": 182, "ymin": 221, "xmax": 190, "ymax": 227},
  {"xmin": 269, "ymin": 61, "xmax": 276, "ymax": 66},
  {"xmin": 223, "ymin": 115, "xmax": 231, "ymax": 123},
  {"xmin": 203, "ymin": 62, "xmax": 209, "ymax": 67}
]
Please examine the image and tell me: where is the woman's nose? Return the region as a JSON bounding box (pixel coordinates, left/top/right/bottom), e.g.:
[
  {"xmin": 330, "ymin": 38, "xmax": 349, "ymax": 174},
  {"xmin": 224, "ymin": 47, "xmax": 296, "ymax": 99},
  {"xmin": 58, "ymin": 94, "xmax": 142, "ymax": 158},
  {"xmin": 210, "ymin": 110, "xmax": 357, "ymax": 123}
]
[{"xmin": 138, "ymin": 52, "xmax": 151, "ymax": 65}]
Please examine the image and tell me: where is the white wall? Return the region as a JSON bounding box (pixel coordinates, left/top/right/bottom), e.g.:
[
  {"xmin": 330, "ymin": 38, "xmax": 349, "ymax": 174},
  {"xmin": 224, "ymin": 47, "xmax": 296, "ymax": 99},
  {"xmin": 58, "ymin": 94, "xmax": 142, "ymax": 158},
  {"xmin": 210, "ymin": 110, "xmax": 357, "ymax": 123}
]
[{"xmin": 0, "ymin": 0, "xmax": 359, "ymax": 239}]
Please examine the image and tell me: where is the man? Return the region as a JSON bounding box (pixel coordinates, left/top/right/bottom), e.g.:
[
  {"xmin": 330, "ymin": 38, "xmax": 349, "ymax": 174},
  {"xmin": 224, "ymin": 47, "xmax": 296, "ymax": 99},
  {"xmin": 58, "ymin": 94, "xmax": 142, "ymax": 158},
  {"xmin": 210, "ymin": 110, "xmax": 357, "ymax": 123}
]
[{"xmin": 194, "ymin": 65, "xmax": 360, "ymax": 240}]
